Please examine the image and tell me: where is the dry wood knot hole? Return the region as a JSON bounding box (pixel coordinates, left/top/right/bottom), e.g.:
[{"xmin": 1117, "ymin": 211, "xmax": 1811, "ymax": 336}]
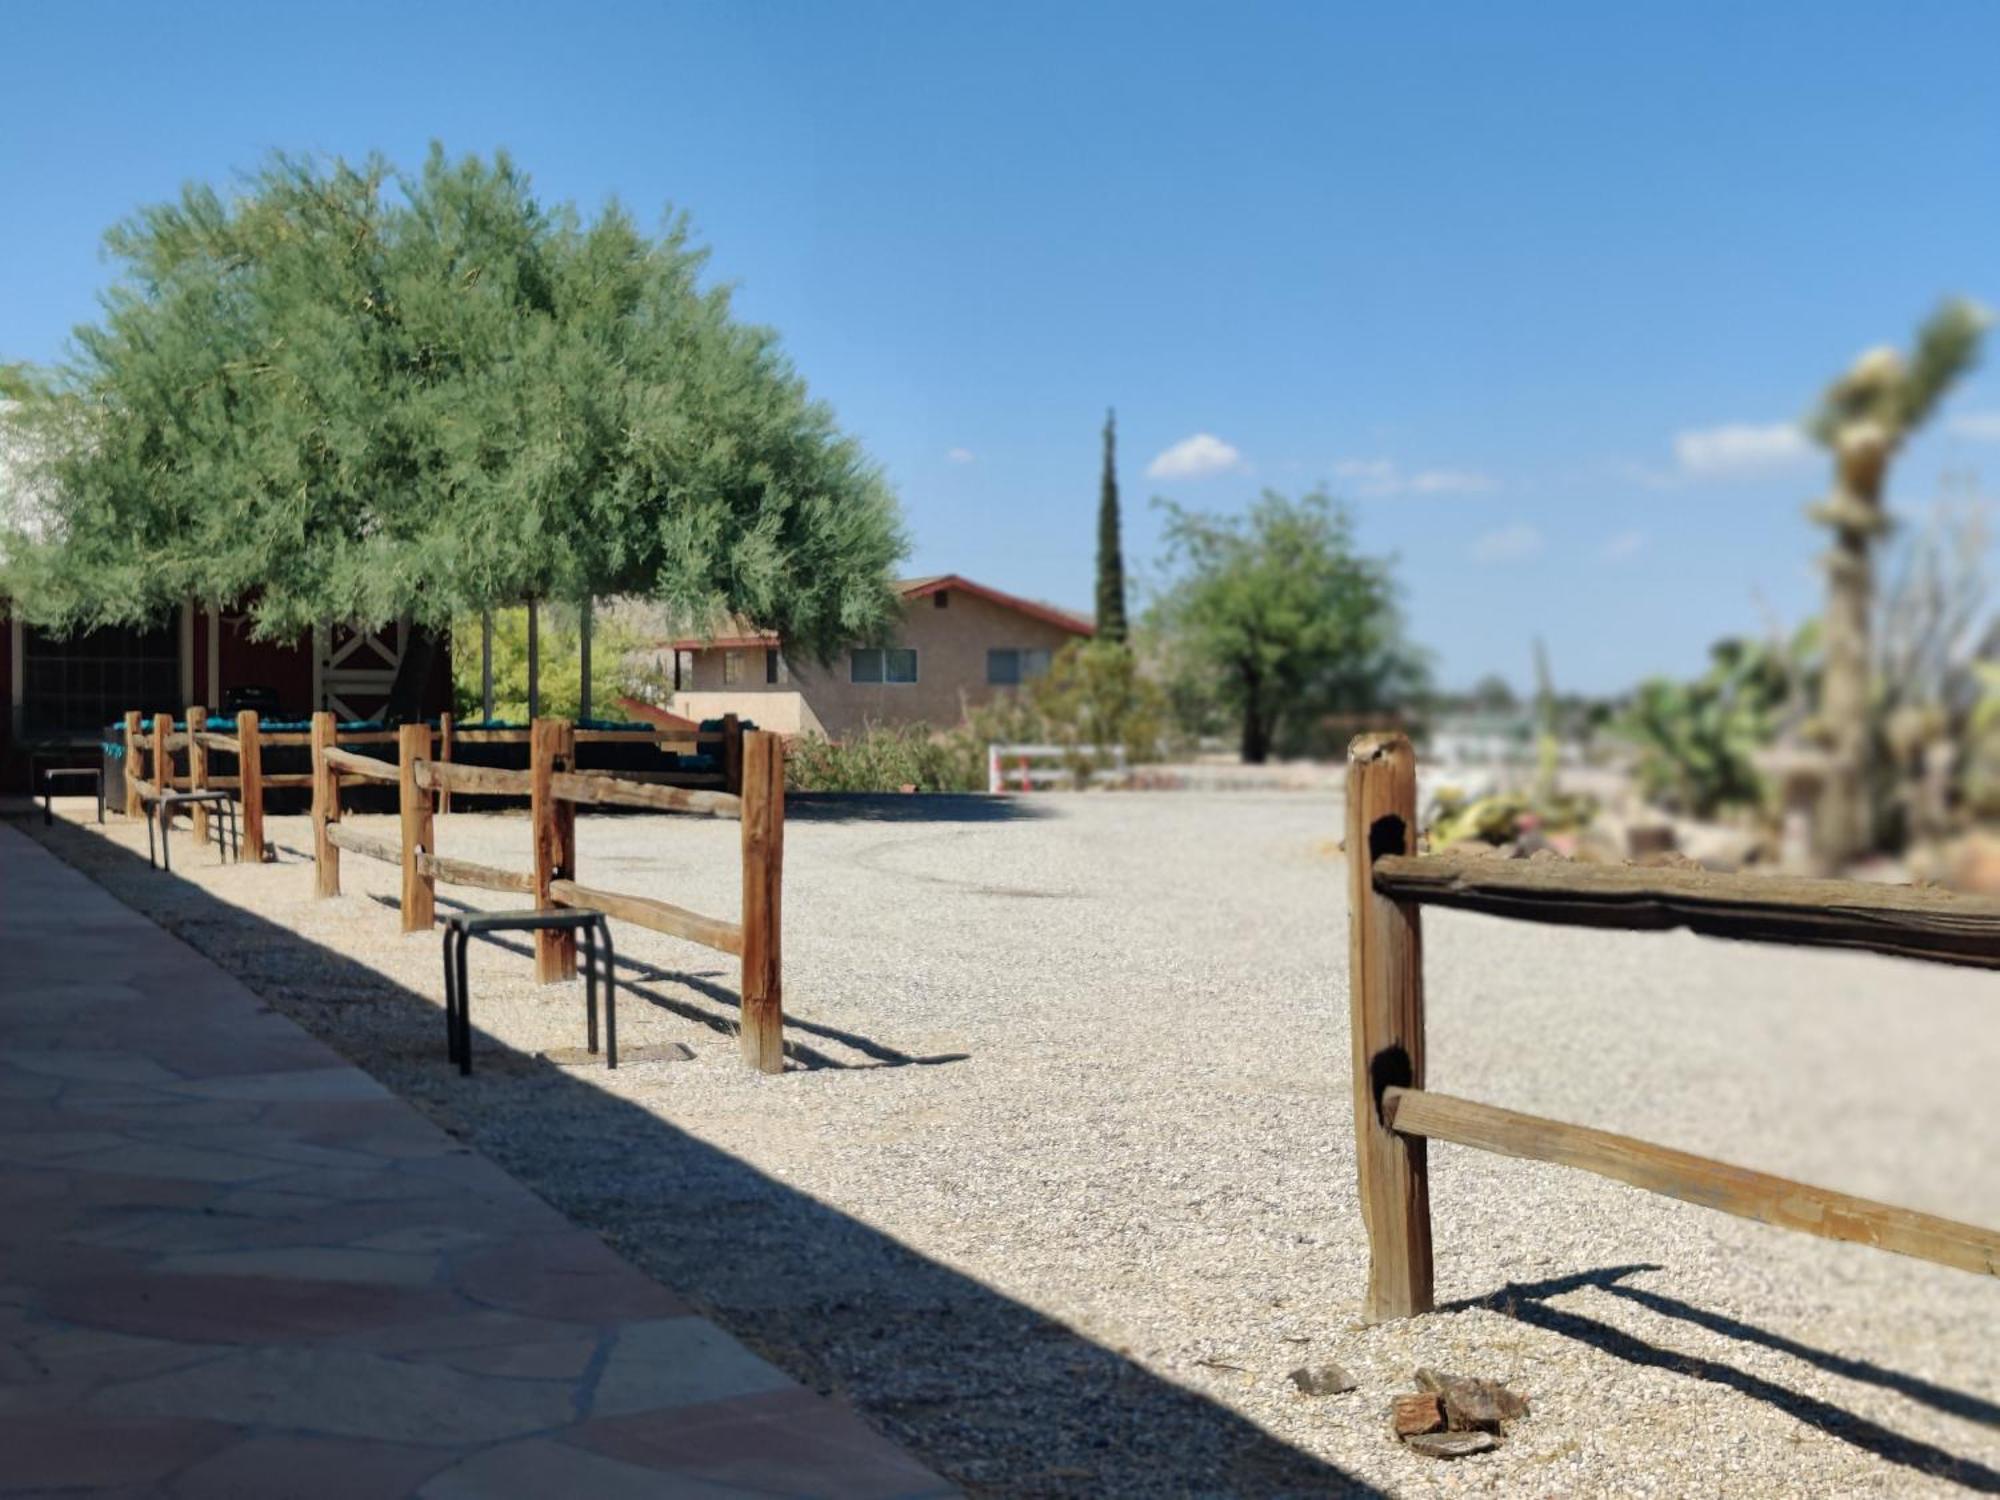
[
  {"xmin": 1370, "ymin": 1045, "xmax": 1413, "ymax": 1125},
  {"xmin": 1369, "ymin": 814, "xmax": 1407, "ymax": 862}
]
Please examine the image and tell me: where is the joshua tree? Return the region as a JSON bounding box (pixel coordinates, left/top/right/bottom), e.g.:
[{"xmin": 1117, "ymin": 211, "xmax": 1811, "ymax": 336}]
[
  {"xmin": 1804, "ymin": 299, "xmax": 1985, "ymax": 861},
  {"xmin": 1096, "ymin": 409, "xmax": 1129, "ymax": 643}
]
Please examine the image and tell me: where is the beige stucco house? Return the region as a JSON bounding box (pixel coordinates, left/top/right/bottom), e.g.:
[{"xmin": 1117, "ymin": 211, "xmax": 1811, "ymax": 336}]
[{"xmin": 661, "ymin": 575, "xmax": 1094, "ymax": 738}]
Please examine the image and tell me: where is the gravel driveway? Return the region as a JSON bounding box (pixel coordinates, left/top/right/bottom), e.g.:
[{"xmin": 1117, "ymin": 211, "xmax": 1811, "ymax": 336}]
[{"xmin": 24, "ymin": 791, "xmax": 2000, "ymax": 1497}]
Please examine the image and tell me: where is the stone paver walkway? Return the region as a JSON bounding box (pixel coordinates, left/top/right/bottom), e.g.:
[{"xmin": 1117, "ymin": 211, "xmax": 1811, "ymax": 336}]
[{"xmin": 0, "ymin": 823, "xmax": 949, "ymax": 1498}]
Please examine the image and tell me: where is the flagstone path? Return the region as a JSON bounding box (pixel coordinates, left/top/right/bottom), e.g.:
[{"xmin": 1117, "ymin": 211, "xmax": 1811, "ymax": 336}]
[{"xmin": 0, "ymin": 822, "xmax": 950, "ymax": 1498}]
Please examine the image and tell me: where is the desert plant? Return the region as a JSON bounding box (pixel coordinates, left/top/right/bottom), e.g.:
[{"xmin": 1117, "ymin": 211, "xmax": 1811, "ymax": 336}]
[
  {"xmin": 1804, "ymin": 299, "xmax": 1987, "ymax": 856},
  {"xmin": 1617, "ymin": 634, "xmax": 1807, "ymax": 818}
]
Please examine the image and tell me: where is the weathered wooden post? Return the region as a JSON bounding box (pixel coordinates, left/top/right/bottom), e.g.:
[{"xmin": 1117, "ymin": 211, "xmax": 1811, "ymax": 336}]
[
  {"xmin": 738, "ymin": 730, "xmax": 785, "ymax": 1074},
  {"xmin": 153, "ymin": 712, "xmax": 174, "ymax": 830},
  {"xmin": 530, "ymin": 717, "xmax": 577, "ymax": 981},
  {"xmin": 237, "ymin": 710, "xmax": 266, "ymax": 862},
  {"xmin": 123, "ymin": 710, "xmax": 143, "ymax": 817},
  {"xmin": 722, "ymin": 712, "xmax": 743, "ymax": 797},
  {"xmin": 398, "ymin": 723, "xmax": 436, "ymax": 933},
  {"xmin": 310, "ymin": 711, "xmax": 340, "ymax": 897},
  {"xmin": 436, "ymin": 711, "xmax": 454, "ymax": 816},
  {"xmin": 1346, "ymin": 732, "xmax": 1433, "ymax": 1321},
  {"xmin": 187, "ymin": 705, "xmax": 210, "ymax": 844}
]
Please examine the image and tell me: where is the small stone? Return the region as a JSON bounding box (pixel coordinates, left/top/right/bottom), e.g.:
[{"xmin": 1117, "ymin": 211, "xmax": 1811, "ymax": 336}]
[
  {"xmin": 1414, "ymin": 1368, "xmax": 1529, "ymax": 1429},
  {"xmin": 1404, "ymin": 1430, "xmax": 1499, "ymax": 1459},
  {"xmin": 1390, "ymin": 1392, "xmax": 1445, "ymax": 1437},
  {"xmin": 1288, "ymin": 1362, "xmax": 1357, "ymax": 1396}
]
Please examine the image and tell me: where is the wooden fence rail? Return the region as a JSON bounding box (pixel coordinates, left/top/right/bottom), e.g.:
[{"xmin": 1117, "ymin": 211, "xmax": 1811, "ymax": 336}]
[
  {"xmin": 1345, "ymin": 732, "xmax": 2000, "ymax": 1324},
  {"xmin": 101, "ymin": 703, "xmax": 770, "ymax": 1072},
  {"xmin": 110, "ymin": 704, "xmax": 742, "ymax": 869},
  {"xmin": 300, "ymin": 712, "xmax": 784, "ymax": 1074}
]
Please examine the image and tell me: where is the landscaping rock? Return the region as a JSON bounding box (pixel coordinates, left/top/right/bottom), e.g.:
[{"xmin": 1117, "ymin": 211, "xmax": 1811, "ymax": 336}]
[
  {"xmin": 1414, "ymin": 1368, "xmax": 1530, "ymax": 1430},
  {"xmin": 1287, "ymin": 1363, "xmax": 1357, "ymax": 1396},
  {"xmin": 1389, "ymin": 1392, "xmax": 1444, "ymax": 1437},
  {"xmin": 1404, "ymin": 1430, "xmax": 1499, "ymax": 1460}
]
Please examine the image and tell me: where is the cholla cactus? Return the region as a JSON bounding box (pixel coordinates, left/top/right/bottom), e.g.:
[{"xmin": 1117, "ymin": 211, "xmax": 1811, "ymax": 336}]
[{"xmin": 1805, "ymin": 300, "xmax": 1987, "ymax": 860}]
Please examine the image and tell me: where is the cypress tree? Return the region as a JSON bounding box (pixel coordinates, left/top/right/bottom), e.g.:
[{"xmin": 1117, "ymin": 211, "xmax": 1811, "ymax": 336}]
[{"xmin": 1096, "ymin": 408, "xmax": 1129, "ymax": 643}]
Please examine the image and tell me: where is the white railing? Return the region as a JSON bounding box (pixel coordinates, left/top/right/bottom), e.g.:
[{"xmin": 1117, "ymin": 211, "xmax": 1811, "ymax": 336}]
[{"xmin": 986, "ymin": 743, "xmax": 1129, "ymax": 793}]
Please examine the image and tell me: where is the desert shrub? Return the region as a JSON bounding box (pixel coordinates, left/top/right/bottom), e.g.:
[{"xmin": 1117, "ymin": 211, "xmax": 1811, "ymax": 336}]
[{"xmin": 785, "ymin": 724, "xmax": 985, "ymax": 793}]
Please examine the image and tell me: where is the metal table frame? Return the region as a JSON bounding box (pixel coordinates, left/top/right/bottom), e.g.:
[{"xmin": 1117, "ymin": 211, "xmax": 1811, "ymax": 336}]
[
  {"xmin": 142, "ymin": 789, "xmax": 240, "ymax": 871},
  {"xmin": 441, "ymin": 909, "xmax": 617, "ymax": 1075},
  {"xmin": 37, "ymin": 763, "xmax": 105, "ymax": 826}
]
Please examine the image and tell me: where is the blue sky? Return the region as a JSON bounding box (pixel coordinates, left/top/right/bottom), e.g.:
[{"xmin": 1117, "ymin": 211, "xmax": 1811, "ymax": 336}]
[{"xmin": 4, "ymin": 0, "xmax": 1997, "ymax": 692}]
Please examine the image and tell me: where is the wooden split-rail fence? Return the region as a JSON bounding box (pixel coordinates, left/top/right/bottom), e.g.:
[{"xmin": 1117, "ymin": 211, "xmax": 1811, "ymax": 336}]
[
  {"xmin": 310, "ymin": 714, "xmax": 785, "ymax": 1073},
  {"xmin": 106, "ymin": 706, "xmax": 780, "ymax": 1072},
  {"xmin": 1346, "ymin": 732, "xmax": 2000, "ymax": 1321},
  {"xmin": 117, "ymin": 709, "xmax": 748, "ymax": 864}
]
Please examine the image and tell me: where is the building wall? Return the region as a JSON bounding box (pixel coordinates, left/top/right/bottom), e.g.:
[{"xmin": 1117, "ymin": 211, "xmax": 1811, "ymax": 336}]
[{"xmin": 678, "ymin": 587, "xmax": 1087, "ymax": 739}]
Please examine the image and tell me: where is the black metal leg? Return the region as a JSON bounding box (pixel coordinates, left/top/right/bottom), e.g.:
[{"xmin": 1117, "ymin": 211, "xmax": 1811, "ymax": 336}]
[
  {"xmin": 145, "ymin": 804, "xmax": 157, "ymax": 869},
  {"xmin": 96, "ymin": 774, "xmax": 104, "ymax": 824},
  {"xmin": 599, "ymin": 919, "xmax": 617, "ymax": 1070},
  {"xmin": 456, "ymin": 929, "xmax": 473, "ymax": 1076},
  {"xmin": 41, "ymin": 769, "xmax": 52, "ymax": 828},
  {"xmin": 441, "ymin": 925, "xmax": 458, "ymax": 1065},
  {"xmin": 581, "ymin": 923, "xmax": 599, "ymax": 1055}
]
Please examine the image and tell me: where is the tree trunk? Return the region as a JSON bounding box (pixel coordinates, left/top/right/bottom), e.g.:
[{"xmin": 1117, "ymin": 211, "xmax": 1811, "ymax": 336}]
[
  {"xmin": 380, "ymin": 625, "xmax": 441, "ymax": 726},
  {"xmin": 1240, "ymin": 669, "xmax": 1270, "ymax": 764}
]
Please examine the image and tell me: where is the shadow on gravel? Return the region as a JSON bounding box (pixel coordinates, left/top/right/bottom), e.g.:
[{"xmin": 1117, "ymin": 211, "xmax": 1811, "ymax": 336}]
[
  {"xmin": 19, "ymin": 813, "xmax": 1367, "ymax": 1498},
  {"xmin": 1452, "ymin": 1265, "xmax": 2000, "ymax": 1492},
  {"xmin": 788, "ymin": 792, "xmax": 1053, "ymax": 824},
  {"xmin": 373, "ymin": 892, "xmax": 974, "ymax": 1072}
]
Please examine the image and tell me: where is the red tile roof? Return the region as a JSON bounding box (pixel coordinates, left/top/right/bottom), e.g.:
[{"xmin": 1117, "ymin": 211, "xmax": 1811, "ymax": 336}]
[{"xmin": 662, "ymin": 575, "xmax": 1094, "ymax": 649}]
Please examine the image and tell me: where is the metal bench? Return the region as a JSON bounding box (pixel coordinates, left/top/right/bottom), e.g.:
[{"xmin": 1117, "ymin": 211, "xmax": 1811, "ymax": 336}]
[
  {"xmin": 36, "ymin": 762, "xmax": 104, "ymax": 826},
  {"xmin": 142, "ymin": 789, "xmax": 240, "ymax": 871},
  {"xmin": 441, "ymin": 908, "xmax": 617, "ymax": 1075}
]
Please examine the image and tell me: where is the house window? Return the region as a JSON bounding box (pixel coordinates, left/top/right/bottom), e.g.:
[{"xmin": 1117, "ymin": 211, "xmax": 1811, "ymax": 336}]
[
  {"xmin": 986, "ymin": 648, "xmax": 1052, "ymax": 686},
  {"xmin": 851, "ymin": 647, "xmax": 918, "ymax": 684},
  {"xmin": 723, "ymin": 650, "xmax": 745, "ymax": 685},
  {"xmin": 766, "ymin": 649, "xmax": 782, "ymax": 685},
  {"xmin": 933, "ymin": 590, "xmax": 949, "ymax": 609}
]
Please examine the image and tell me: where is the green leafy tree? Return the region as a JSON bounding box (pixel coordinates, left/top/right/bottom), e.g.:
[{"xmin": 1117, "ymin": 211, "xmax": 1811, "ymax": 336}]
[
  {"xmin": 1095, "ymin": 410, "xmax": 1128, "ymax": 643},
  {"xmin": 1804, "ymin": 298, "xmax": 1986, "ymax": 856},
  {"xmin": 451, "ymin": 605, "xmax": 657, "ymax": 723},
  {"xmin": 1147, "ymin": 489, "xmax": 1426, "ymax": 764},
  {"xmin": 1, "ymin": 147, "xmax": 905, "ymax": 719}
]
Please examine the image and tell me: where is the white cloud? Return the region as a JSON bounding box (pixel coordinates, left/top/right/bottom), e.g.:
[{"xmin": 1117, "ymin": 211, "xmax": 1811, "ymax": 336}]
[
  {"xmin": 1146, "ymin": 433, "xmax": 1245, "ymax": 480},
  {"xmin": 1334, "ymin": 456, "xmax": 1494, "ymax": 497},
  {"xmin": 1672, "ymin": 422, "xmax": 1810, "ymax": 478},
  {"xmin": 1947, "ymin": 410, "xmax": 2000, "ymax": 442},
  {"xmin": 1408, "ymin": 467, "xmax": 1496, "ymax": 495},
  {"xmin": 1602, "ymin": 529, "xmax": 1648, "ymax": 561},
  {"xmin": 1471, "ymin": 523, "xmax": 1544, "ymax": 564},
  {"xmin": 945, "ymin": 447, "xmax": 975, "ymax": 464}
]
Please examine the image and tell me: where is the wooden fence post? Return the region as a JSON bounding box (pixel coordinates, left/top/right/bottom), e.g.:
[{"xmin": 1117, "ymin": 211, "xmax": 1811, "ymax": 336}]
[
  {"xmin": 739, "ymin": 730, "xmax": 785, "ymax": 1074},
  {"xmin": 530, "ymin": 718, "xmax": 578, "ymax": 981},
  {"xmin": 399, "ymin": 723, "xmax": 435, "ymax": 933},
  {"xmin": 436, "ymin": 711, "xmax": 454, "ymax": 816},
  {"xmin": 1346, "ymin": 732, "xmax": 1433, "ymax": 1321},
  {"xmin": 153, "ymin": 712, "xmax": 174, "ymax": 829},
  {"xmin": 311, "ymin": 711, "xmax": 340, "ymax": 898},
  {"xmin": 237, "ymin": 710, "xmax": 266, "ymax": 862},
  {"xmin": 123, "ymin": 710, "xmax": 143, "ymax": 817},
  {"xmin": 722, "ymin": 713, "xmax": 743, "ymax": 797},
  {"xmin": 187, "ymin": 705, "xmax": 210, "ymax": 844}
]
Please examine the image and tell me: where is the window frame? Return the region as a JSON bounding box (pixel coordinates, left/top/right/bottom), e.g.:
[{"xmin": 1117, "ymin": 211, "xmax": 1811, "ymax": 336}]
[{"xmin": 851, "ymin": 646, "xmax": 918, "ymax": 685}]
